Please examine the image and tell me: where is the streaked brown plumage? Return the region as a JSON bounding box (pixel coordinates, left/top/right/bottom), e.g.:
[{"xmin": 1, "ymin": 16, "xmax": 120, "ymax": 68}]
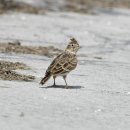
[{"xmin": 40, "ymin": 38, "xmax": 80, "ymax": 88}]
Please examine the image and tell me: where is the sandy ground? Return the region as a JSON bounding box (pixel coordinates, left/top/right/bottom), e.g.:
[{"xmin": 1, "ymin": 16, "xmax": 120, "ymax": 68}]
[{"xmin": 0, "ymin": 9, "xmax": 130, "ymax": 130}]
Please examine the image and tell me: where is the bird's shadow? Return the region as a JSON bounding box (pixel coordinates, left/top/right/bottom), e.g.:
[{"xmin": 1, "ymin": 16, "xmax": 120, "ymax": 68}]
[{"xmin": 40, "ymin": 85, "xmax": 83, "ymax": 89}]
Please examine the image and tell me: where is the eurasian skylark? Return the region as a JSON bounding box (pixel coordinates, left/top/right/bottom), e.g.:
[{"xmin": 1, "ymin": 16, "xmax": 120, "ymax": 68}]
[{"xmin": 40, "ymin": 38, "xmax": 80, "ymax": 89}]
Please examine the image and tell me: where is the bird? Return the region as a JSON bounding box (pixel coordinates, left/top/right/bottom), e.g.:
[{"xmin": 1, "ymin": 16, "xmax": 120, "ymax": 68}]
[{"xmin": 40, "ymin": 38, "xmax": 80, "ymax": 89}]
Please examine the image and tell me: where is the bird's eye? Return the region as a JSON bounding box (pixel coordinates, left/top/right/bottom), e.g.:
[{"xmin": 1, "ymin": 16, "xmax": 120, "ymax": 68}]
[{"xmin": 72, "ymin": 44, "xmax": 73, "ymax": 46}]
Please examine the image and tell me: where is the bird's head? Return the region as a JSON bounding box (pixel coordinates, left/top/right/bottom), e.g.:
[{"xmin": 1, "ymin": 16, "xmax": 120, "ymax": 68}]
[{"xmin": 65, "ymin": 38, "xmax": 80, "ymax": 54}]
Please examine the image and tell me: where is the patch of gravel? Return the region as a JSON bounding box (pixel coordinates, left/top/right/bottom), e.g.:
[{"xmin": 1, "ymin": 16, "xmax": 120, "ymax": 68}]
[
  {"xmin": 0, "ymin": 60, "xmax": 35, "ymax": 81},
  {"xmin": 0, "ymin": 41, "xmax": 62, "ymax": 58}
]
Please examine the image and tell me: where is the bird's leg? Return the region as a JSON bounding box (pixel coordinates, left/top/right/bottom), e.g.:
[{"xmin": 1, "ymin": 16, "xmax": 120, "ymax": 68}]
[
  {"xmin": 53, "ymin": 76, "xmax": 56, "ymax": 86},
  {"xmin": 63, "ymin": 75, "xmax": 68, "ymax": 89}
]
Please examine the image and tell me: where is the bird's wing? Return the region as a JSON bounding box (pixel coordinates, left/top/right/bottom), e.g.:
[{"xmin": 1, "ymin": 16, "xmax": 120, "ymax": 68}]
[{"xmin": 47, "ymin": 52, "xmax": 77, "ymax": 75}]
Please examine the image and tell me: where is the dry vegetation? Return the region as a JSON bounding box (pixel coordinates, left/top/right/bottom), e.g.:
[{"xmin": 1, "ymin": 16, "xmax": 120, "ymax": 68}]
[
  {"xmin": 0, "ymin": 0, "xmax": 45, "ymax": 14},
  {"xmin": 0, "ymin": 41, "xmax": 62, "ymax": 57},
  {"xmin": 65, "ymin": 0, "xmax": 130, "ymax": 13},
  {"xmin": 0, "ymin": 60, "xmax": 29, "ymax": 70},
  {"xmin": 0, "ymin": 60, "xmax": 35, "ymax": 81},
  {"xmin": 0, "ymin": 0, "xmax": 130, "ymax": 14}
]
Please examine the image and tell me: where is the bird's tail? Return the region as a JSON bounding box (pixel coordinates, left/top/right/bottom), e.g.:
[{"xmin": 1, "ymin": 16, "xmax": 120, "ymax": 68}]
[{"xmin": 40, "ymin": 71, "xmax": 51, "ymax": 85}]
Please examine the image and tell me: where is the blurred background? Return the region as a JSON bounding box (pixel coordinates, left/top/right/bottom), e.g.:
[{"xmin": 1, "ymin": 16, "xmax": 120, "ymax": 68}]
[{"xmin": 0, "ymin": 0, "xmax": 130, "ymax": 14}]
